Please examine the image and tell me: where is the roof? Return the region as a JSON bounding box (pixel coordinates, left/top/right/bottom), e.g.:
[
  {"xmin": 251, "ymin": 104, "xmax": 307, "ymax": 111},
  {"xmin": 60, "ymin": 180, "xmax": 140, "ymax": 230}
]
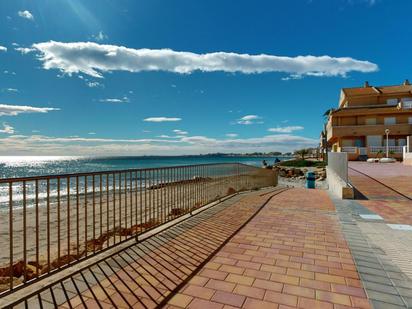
[{"xmin": 342, "ymin": 83, "xmax": 412, "ymax": 97}]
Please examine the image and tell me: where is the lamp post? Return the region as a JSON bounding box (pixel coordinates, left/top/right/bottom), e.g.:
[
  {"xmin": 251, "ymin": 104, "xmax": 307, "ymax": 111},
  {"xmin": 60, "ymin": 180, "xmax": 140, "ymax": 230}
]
[{"xmin": 385, "ymin": 128, "xmax": 390, "ymax": 158}]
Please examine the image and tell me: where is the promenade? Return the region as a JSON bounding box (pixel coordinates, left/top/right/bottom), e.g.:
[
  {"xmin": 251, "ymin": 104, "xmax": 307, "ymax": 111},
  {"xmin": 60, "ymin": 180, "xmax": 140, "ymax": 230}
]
[{"xmin": 2, "ymin": 163, "xmax": 412, "ymax": 308}]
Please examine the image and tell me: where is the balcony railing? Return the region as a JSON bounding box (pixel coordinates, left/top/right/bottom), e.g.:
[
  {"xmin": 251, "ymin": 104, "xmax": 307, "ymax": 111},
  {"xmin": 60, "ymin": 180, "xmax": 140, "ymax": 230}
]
[
  {"xmin": 369, "ymin": 146, "xmax": 404, "ymax": 153},
  {"xmin": 0, "ymin": 163, "xmax": 277, "ymax": 295},
  {"xmin": 341, "ymin": 147, "xmax": 358, "ymax": 153}
]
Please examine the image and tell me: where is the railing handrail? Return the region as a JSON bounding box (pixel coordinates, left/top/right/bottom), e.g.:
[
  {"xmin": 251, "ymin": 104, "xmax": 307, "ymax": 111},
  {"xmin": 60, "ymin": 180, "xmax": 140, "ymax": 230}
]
[{"xmin": 0, "ymin": 162, "xmax": 258, "ymax": 183}]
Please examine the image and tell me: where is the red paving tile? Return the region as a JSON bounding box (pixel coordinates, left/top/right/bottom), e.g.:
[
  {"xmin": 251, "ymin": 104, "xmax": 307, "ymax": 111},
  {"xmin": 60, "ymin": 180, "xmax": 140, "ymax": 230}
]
[
  {"xmin": 349, "ymin": 162, "xmax": 412, "ymax": 224},
  {"xmin": 172, "ymin": 188, "xmax": 371, "ymax": 308}
]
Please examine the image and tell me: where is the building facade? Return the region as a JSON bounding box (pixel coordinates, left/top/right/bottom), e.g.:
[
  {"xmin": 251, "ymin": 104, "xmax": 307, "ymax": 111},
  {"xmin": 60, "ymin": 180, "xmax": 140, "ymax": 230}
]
[{"xmin": 324, "ymin": 80, "xmax": 412, "ymax": 160}]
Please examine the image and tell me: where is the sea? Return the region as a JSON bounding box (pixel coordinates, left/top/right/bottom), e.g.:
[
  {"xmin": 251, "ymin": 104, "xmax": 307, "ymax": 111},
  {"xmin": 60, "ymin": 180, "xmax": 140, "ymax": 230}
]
[
  {"xmin": 0, "ymin": 155, "xmax": 288, "ymax": 179},
  {"xmin": 0, "ymin": 156, "xmax": 289, "ymax": 208}
]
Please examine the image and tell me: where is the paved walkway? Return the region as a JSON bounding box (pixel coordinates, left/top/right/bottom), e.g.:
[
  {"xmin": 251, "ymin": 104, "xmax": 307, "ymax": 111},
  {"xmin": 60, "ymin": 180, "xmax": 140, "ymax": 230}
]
[
  {"xmin": 4, "ymin": 170, "xmax": 412, "ymax": 308},
  {"xmin": 166, "ymin": 188, "xmax": 371, "ymax": 309},
  {"xmin": 345, "ymin": 162, "xmax": 412, "ymax": 307}
]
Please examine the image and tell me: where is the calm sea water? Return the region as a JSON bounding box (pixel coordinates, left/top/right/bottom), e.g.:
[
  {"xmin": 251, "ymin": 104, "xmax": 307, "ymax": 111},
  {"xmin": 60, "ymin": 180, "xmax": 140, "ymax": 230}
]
[
  {"xmin": 0, "ymin": 155, "xmax": 288, "ymax": 179},
  {"xmin": 0, "ymin": 156, "xmax": 288, "ymax": 208}
]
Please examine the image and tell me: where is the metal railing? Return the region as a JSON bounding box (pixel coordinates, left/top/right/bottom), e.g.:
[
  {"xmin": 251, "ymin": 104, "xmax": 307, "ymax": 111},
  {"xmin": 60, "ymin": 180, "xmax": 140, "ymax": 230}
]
[
  {"xmin": 0, "ymin": 163, "xmax": 276, "ymax": 295},
  {"xmin": 341, "ymin": 147, "xmax": 358, "ymax": 153},
  {"xmin": 369, "ymin": 146, "xmax": 404, "ymax": 153}
]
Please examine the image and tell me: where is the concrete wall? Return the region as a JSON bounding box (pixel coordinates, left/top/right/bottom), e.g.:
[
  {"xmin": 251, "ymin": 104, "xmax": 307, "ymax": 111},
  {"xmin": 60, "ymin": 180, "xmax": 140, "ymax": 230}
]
[
  {"xmin": 327, "ymin": 152, "xmax": 354, "ymax": 199},
  {"xmin": 326, "ymin": 167, "xmax": 354, "ymax": 199},
  {"xmin": 327, "ymin": 152, "xmax": 348, "ymax": 182},
  {"xmin": 404, "ymin": 153, "xmax": 412, "ymax": 166}
]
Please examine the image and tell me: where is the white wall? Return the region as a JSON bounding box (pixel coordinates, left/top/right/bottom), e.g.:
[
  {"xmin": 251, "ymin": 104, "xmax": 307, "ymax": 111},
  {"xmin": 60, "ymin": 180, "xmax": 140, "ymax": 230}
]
[{"xmin": 327, "ymin": 152, "xmax": 348, "ymax": 182}]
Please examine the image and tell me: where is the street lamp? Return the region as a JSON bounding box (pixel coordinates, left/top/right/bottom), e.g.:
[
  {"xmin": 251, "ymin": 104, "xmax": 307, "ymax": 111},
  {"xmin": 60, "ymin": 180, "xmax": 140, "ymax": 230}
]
[{"xmin": 385, "ymin": 128, "xmax": 390, "ymax": 158}]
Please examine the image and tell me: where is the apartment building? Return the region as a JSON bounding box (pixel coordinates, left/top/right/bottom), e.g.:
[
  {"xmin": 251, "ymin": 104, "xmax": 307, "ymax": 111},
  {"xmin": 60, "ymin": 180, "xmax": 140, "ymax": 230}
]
[{"xmin": 324, "ymin": 80, "xmax": 412, "ymax": 160}]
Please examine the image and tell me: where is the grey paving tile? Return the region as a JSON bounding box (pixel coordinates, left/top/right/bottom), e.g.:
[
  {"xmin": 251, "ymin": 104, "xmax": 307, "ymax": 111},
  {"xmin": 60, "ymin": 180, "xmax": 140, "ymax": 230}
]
[
  {"xmin": 370, "ymin": 300, "xmax": 406, "ymax": 309},
  {"xmin": 387, "ymin": 271, "xmax": 409, "ymax": 281},
  {"xmin": 397, "ymin": 287, "xmax": 412, "ymax": 298},
  {"xmin": 367, "ymin": 290, "xmax": 405, "ymax": 306},
  {"xmin": 363, "ymin": 281, "xmax": 398, "ymax": 295},
  {"xmin": 356, "ymin": 260, "xmax": 384, "ymax": 270},
  {"xmin": 391, "ymin": 279, "xmax": 412, "ymax": 289},
  {"xmin": 402, "ymin": 296, "xmax": 412, "ymax": 308},
  {"xmin": 357, "ymin": 265, "xmax": 388, "ymax": 277}
]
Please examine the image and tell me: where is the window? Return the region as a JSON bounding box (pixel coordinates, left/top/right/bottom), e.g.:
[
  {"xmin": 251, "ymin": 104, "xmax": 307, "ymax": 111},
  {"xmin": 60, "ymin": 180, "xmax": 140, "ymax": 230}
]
[
  {"xmin": 384, "ymin": 117, "xmax": 396, "ymax": 125},
  {"xmin": 367, "ymin": 135, "xmax": 382, "ymax": 146},
  {"xmin": 387, "ymin": 98, "xmax": 398, "ymax": 106},
  {"xmin": 384, "ymin": 139, "xmax": 396, "ymax": 146},
  {"xmin": 398, "ymin": 139, "xmax": 407, "ymax": 147},
  {"xmin": 365, "ymin": 118, "xmax": 377, "ymax": 125},
  {"xmin": 409, "ymin": 117, "xmax": 412, "ymax": 124},
  {"xmin": 402, "ymin": 98, "xmax": 412, "ymax": 109}
]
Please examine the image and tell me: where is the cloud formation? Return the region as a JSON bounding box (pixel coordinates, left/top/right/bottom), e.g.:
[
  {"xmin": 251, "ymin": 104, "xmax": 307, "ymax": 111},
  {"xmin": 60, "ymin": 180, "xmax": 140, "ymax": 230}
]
[
  {"xmin": 15, "ymin": 47, "xmax": 36, "ymax": 54},
  {"xmin": 92, "ymin": 31, "xmax": 108, "ymax": 42},
  {"xmin": 18, "ymin": 10, "xmax": 34, "ymax": 20},
  {"xmin": 0, "ymin": 132, "xmax": 317, "ymax": 155},
  {"xmin": 99, "ymin": 96, "xmax": 129, "ymax": 103},
  {"xmin": 3, "ymin": 88, "xmax": 19, "ymax": 93},
  {"xmin": 226, "ymin": 133, "xmax": 238, "ymax": 137},
  {"xmin": 0, "ymin": 104, "xmax": 60, "ymax": 116},
  {"xmin": 173, "ymin": 129, "xmax": 188, "ymax": 135},
  {"xmin": 0, "ymin": 46, "xmax": 7, "ymax": 52},
  {"xmin": 268, "ymin": 126, "xmax": 304, "ymax": 133},
  {"xmin": 143, "ymin": 117, "xmax": 182, "ymax": 122},
  {"xmin": 237, "ymin": 115, "xmax": 263, "ymax": 125},
  {"xmin": 30, "ymin": 41, "xmax": 378, "ymax": 79},
  {"xmin": 0, "ymin": 123, "xmax": 14, "ymax": 134}
]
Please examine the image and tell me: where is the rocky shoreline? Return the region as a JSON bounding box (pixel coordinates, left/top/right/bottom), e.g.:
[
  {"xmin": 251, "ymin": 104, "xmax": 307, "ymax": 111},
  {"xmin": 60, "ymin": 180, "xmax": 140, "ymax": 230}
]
[{"xmin": 274, "ymin": 165, "xmax": 328, "ymax": 189}]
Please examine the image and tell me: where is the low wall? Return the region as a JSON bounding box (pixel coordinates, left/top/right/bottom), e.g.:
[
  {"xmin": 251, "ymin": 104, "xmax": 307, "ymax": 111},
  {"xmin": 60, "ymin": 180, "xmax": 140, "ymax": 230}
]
[
  {"xmin": 327, "ymin": 152, "xmax": 354, "ymax": 199},
  {"xmin": 404, "ymin": 153, "xmax": 412, "ymax": 166},
  {"xmin": 328, "ymin": 152, "xmax": 348, "ymax": 182}
]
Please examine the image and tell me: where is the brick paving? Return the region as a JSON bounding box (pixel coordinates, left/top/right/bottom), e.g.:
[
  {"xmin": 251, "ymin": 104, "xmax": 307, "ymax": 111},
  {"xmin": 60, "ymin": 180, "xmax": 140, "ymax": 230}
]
[
  {"xmin": 348, "ymin": 162, "xmax": 412, "ymax": 224},
  {"xmin": 343, "ymin": 162, "xmax": 412, "ymax": 308},
  {"xmin": 349, "ymin": 162, "xmax": 412, "ymax": 200},
  {"xmin": 166, "ymin": 188, "xmax": 371, "ymax": 309},
  {"xmin": 2, "ymin": 188, "xmax": 285, "ymax": 309}
]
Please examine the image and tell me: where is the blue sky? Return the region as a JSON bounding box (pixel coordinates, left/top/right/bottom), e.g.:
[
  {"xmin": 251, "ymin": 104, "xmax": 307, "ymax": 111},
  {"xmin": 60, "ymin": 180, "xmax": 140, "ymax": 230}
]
[{"xmin": 0, "ymin": 0, "xmax": 410, "ymax": 155}]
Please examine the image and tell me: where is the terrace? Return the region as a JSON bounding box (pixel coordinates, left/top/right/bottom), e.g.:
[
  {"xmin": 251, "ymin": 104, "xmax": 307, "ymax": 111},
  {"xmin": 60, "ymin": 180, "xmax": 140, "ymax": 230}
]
[{"xmin": 0, "ymin": 162, "xmax": 412, "ymax": 308}]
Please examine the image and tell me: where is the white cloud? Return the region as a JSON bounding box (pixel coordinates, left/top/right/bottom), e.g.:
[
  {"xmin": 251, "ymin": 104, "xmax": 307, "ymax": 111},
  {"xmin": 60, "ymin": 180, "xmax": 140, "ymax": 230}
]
[
  {"xmin": 237, "ymin": 115, "xmax": 263, "ymax": 125},
  {"xmin": 144, "ymin": 117, "xmax": 182, "ymax": 122},
  {"xmin": 268, "ymin": 126, "xmax": 304, "ymax": 133},
  {"xmin": 226, "ymin": 133, "xmax": 238, "ymax": 137},
  {"xmin": 29, "ymin": 41, "xmax": 378, "ymax": 79},
  {"xmin": 92, "ymin": 31, "xmax": 108, "ymax": 42},
  {"xmin": 0, "ymin": 104, "xmax": 60, "ymax": 116},
  {"xmin": 3, "ymin": 71, "xmax": 17, "ymax": 75},
  {"xmin": 15, "ymin": 47, "xmax": 36, "ymax": 54},
  {"xmin": 18, "ymin": 10, "xmax": 34, "ymax": 20},
  {"xmin": 99, "ymin": 96, "xmax": 129, "ymax": 103},
  {"xmin": 87, "ymin": 81, "xmax": 101, "ymax": 88},
  {"xmin": 0, "ymin": 123, "xmax": 14, "ymax": 134},
  {"xmin": 173, "ymin": 129, "xmax": 188, "ymax": 135},
  {"xmin": 3, "ymin": 88, "xmax": 19, "ymax": 93},
  {"xmin": 0, "ymin": 132, "xmax": 317, "ymax": 155},
  {"xmin": 0, "ymin": 46, "xmax": 7, "ymax": 52},
  {"xmin": 88, "ymin": 132, "xmax": 96, "ymax": 135}
]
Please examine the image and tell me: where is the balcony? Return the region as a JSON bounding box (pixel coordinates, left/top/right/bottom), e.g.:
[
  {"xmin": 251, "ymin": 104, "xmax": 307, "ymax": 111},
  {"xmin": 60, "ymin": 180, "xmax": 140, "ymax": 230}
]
[{"xmin": 327, "ymin": 123, "xmax": 412, "ymax": 141}]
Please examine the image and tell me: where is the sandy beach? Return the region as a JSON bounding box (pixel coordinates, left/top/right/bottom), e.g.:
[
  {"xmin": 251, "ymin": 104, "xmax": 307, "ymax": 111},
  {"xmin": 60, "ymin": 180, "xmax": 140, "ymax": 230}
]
[{"xmin": 0, "ymin": 169, "xmax": 276, "ymax": 289}]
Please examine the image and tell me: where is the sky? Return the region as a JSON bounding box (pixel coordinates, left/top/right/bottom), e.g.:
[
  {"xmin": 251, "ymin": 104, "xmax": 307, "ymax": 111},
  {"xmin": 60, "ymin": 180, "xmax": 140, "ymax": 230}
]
[{"xmin": 0, "ymin": 0, "xmax": 411, "ymax": 156}]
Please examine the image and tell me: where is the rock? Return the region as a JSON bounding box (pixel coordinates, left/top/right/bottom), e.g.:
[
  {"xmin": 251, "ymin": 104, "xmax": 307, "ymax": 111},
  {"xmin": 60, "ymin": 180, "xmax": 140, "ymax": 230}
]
[
  {"xmin": 226, "ymin": 187, "xmax": 236, "ymax": 195},
  {"xmin": 170, "ymin": 208, "xmax": 185, "ymax": 216},
  {"xmin": 0, "ymin": 277, "xmax": 22, "ymax": 292}
]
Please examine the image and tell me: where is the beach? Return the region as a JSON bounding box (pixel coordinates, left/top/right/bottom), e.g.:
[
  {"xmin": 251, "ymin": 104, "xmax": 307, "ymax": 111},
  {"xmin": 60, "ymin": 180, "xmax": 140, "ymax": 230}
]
[{"xmin": 0, "ymin": 168, "xmax": 276, "ymax": 290}]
